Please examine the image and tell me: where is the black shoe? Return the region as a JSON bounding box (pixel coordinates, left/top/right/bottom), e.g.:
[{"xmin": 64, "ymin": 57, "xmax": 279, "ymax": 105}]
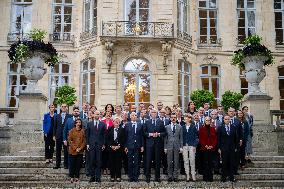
[
  {"xmin": 173, "ymin": 178, "xmax": 178, "ymax": 182},
  {"xmin": 214, "ymin": 170, "xmax": 220, "ymax": 175},
  {"xmin": 247, "ymin": 159, "xmax": 252, "ymax": 163},
  {"xmin": 230, "ymin": 178, "xmax": 236, "ymax": 182},
  {"xmin": 234, "ymin": 172, "xmax": 240, "ymax": 175},
  {"xmin": 155, "ymin": 178, "xmax": 161, "ymax": 182},
  {"xmin": 53, "ymin": 166, "xmax": 60, "ymax": 169},
  {"xmin": 168, "ymin": 178, "xmax": 173, "ymax": 182},
  {"xmin": 110, "ymin": 178, "xmax": 115, "ymax": 182},
  {"xmin": 146, "ymin": 177, "xmax": 150, "ymax": 183},
  {"xmin": 64, "ymin": 166, "xmax": 68, "ymax": 169},
  {"xmin": 96, "ymin": 178, "xmax": 101, "ymax": 183},
  {"xmin": 163, "ymin": 169, "xmax": 168, "ymax": 175},
  {"xmin": 89, "ymin": 177, "xmax": 96, "ymax": 182},
  {"xmin": 221, "ymin": 177, "xmax": 226, "ymax": 182}
]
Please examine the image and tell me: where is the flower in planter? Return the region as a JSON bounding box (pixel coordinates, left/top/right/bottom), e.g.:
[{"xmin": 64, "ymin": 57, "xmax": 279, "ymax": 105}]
[
  {"xmin": 231, "ymin": 35, "xmax": 274, "ymax": 69},
  {"xmin": 7, "ymin": 28, "xmax": 59, "ymax": 67}
]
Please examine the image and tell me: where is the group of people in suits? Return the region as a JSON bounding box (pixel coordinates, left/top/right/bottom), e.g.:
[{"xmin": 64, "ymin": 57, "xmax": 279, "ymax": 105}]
[{"xmin": 42, "ymin": 101, "xmax": 254, "ymax": 183}]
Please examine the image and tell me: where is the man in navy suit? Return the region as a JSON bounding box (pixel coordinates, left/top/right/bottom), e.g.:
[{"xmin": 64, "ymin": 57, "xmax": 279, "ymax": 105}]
[
  {"xmin": 86, "ymin": 110, "xmax": 106, "ymax": 183},
  {"xmin": 63, "ymin": 106, "xmax": 80, "ymax": 146},
  {"xmin": 144, "ymin": 109, "xmax": 166, "ymax": 183},
  {"xmin": 217, "ymin": 115, "xmax": 238, "ymax": 182},
  {"xmin": 217, "ymin": 105, "xmax": 225, "ymax": 124},
  {"xmin": 203, "ymin": 103, "xmax": 212, "ymax": 117},
  {"xmin": 124, "ymin": 112, "xmax": 144, "ymax": 182},
  {"xmin": 53, "ymin": 103, "xmax": 71, "ymax": 169},
  {"xmin": 80, "ymin": 102, "xmax": 90, "ymax": 119},
  {"xmin": 159, "ymin": 108, "xmax": 170, "ymax": 175}
]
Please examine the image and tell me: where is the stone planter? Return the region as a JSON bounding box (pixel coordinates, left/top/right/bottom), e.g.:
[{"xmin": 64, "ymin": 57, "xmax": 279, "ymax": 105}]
[
  {"xmin": 243, "ymin": 56, "xmax": 267, "ymax": 95},
  {"xmin": 22, "ymin": 52, "xmax": 47, "ymax": 93}
]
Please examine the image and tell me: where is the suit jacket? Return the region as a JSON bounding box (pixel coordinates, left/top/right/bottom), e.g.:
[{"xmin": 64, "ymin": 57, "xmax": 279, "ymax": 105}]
[
  {"xmin": 230, "ymin": 117, "xmax": 244, "ymax": 144},
  {"xmin": 182, "ymin": 124, "xmax": 199, "ymax": 147},
  {"xmin": 217, "ymin": 124, "xmax": 238, "ymax": 152},
  {"xmin": 211, "ymin": 119, "xmax": 222, "ymax": 130},
  {"xmin": 143, "ymin": 119, "xmax": 166, "ymax": 148},
  {"xmin": 63, "ymin": 116, "xmax": 78, "ymax": 141},
  {"xmin": 159, "ymin": 117, "xmax": 171, "ymax": 126},
  {"xmin": 86, "ymin": 120, "xmax": 106, "ymax": 148},
  {"xmin": 204, "ymin": 109, "xmax": 212, "ymax": 117},
  {"xmin": 80, "ymin": 111, "xmax": 88, "ymax": 119},
  {"xmin": 106, "ymin": 127, "xmax": 125, "ymax": 151},
  {"xmin": 43, "ymin": 112, "xmax": 57, "ymax": 134},
  {"xmin": 192, "ymin": 120, "xmax": 203, "ymax": 132},
  {"xmin": 164, "ymin": 123, "xmax": 183, "ymax": 150},
  {"xmin": 240, "ymin": 120, "xmax": 250, "ymax": 144},
  {"xmin": 176, "ymin": 117, "xmax": 185, "ymax": 127},
  {"xmin": 53, "ymin": 113, "xmax": 71, "ymax": 140},
  {"xmin": 124, "ymin": 122, "xmax": 144, "ymax": 149},
  {"xmin": 199, "ymin": 125, "xmax": 217, "ymax": 151}
]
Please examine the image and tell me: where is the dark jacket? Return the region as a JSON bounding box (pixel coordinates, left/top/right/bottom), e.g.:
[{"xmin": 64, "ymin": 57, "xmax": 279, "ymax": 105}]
[
  {"xmin": 86, "ymin": 120, "xmax": 106, "ymax": 148},
  {"xmin": 107, "ymin": 127, "xmax": 125, "ymax": 150},
  {"xmin": 53, "ymin": 113, "xmax": 71, "ymax": 139},
  {"xmin": 182, "ymin": 123, "xmax": 199, "ymax": 147},
  {"xmin": 124, "ymin": 122, "xmax": 144, "ymax": 149},
  {"xmin": 217, "ymin": 124, "xmax": 238, "ymax": 152},
  {"xmin": 143, "ymin": 119, "xmax": 166, "ymax": 148},
  {"xmin": 43, "ymin": 112, "xmax": 57, "ymax": 134}
]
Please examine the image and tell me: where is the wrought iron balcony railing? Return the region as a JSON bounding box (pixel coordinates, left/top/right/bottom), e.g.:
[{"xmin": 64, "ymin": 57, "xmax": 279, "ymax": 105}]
[
  {"xmin": 80, "ymin": 28, "xmax": 97, "ymax": 41},
  {"xmin": 49, "ymin": 33, "xmax": 74, "ymax": 42},
  {"xmin": 102, "ymin": 21, "xmax": 174, "ymax": 38},
  {"xmin": 177, "ymin": 30, "xmax": 192, "ymax": 44},
  {"xmin": 7, "ymin": 33, "xmax": 30, "ymax": 42}
]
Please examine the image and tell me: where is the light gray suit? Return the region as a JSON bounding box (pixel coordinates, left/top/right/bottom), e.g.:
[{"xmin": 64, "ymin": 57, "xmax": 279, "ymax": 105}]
[{"xmin": 164, "ymin": 123, "xmax": 183, "ymax": 179}]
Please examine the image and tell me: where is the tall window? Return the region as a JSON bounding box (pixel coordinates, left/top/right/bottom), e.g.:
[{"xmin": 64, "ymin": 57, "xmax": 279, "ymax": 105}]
[
  {"xmin": 80, "ymin": 59, "xmax": 96, "ymax": 106},
  {"xmin": 83, "ymin": 0, "xmax": 97, "ymax": 34},
  {"xmin": 198, "ymin": 0, "xmax": 218, "ymax": 44},
  {"xmin": 177, "ymin": 0, "xmax": 188, "ymax": 33},
  {"xmin": 125, "ymin": 0, "xmax": 150, "ymax": 35},
  {"xmin": 275, "ymin": 0, "xmax": 284, "ymax": 45},
  {"xmin": 52, "ymin": 0, "xmax": 73, "ymax": 41},
  {"xmin": 240, "ymin": 67, "xmax": 248, "ymax": 95},
  {"xmin": 6, "ymin": 63, "xmax": 27, "ymax": 107},
  {"xmin": 200, "ymin": 65, "xmax": 220, "ymax": 105},
  {"xmin": 279, "ymin": 67, "xmax": 284, "ymax": 119},
  {"xmin": 237, "ymin": 0, "xmax": 256, "ymax": 44},
  {"xmin": 178, "ymin": 60, "xmax": 191, "ymax": 112},
  {"xmin": 9, "ymin": 0, "xmax": 32, "ymax": 41},
  {"xmin": 123, "ymin": 58, "xmax": 151, "ymax": 107},
  {"xmin": 48, "ymin": 62, "xmax": 71, "ymax": 105}
]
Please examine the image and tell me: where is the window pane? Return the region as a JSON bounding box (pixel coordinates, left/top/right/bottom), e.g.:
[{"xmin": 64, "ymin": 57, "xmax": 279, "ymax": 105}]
[
  {"xmin": 275, "ymin": 0, "xmax": 281, "ymax": 9},
  {"xmin": 178, "ymin": 60, "xmax": 182, "ymax": 71},
  {"xmin": 65, "ymin": 0, "xmax": 72, "ymax": 4},
  {"xmin": 90, "ymin": 59, "xmax": 96, "ymax": 69},
  {"xmin": 279, "ymin": 78, "xmax": 284, "ymax": 90},
  {"xmin": 211, "ymin": 78, "xmax": 219, "ymax": 98},
  {"xmin": 275, "ymin": 12, "xmax": 283, "ymax": 29},
  {"xmin": 279, "ymin": 67, "xmax": 284, "ymax": 76},
  {"xmin": 209, "ymin": 0, "xmax": 216, "ymax": 8},
  {"xmin": 202, "ymin": 66, "xmax": 208, "ymax": 75},
  {"xmin": 237, "ymin": 0, "xmax": 244, "ymax": 8},
  {"xmin": 211, "ymin": 66, "xmax": 218, "ymax": 75},
  {"xmin": 90, "ymin": 72, "xmax": 95, "ymax": 84},
  {"xmin": 247, "ymin": 0, "xmax": 255, "ymax": 8},
  {"xmin": 276, "ymin": 29, "xmax": 283, "ymax": 44},
  {"xmin": 10, "ymin": 64, "xmax": 18, "ymax": 73},
  {"xmin": 185, "ymin": 75, "xmax": 190, "ymax": 87},
  {"xmin": 247, "ymin": 11, "xmax": 255, "ymax": 27},
  {"xmin": 199, "ymin": 0, "xmax": 206, "ymax": 7},
  {"xmin": 201, "ymin": 78, "xmax": 209, "ymax": 90},
  {"xmin": 62, "ymin": 64, "xmax": 69, "ymax": 73},
  {"xmin": 241, "ymin": 77, "xmax": 248, "ymax": 88},
  {"xmin": 139, "ymin": 0, "xmax": 149, "ymax": 8},
  {"xmin": 184, "ymin": 62, "xmax": 189, "ymax": 73},
  {"xmin": 139, "ymin": 74, "xmax": 150, "ymax": 103},
  {"xmin": 124, "ymin": 73, "xmax": 136, "ymax": 103}
]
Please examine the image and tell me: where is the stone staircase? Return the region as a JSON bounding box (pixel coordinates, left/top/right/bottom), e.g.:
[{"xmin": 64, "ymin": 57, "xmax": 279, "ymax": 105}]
[{"xmin": 0, "ymin": 156, "xmax": 283, "ymax": 188}]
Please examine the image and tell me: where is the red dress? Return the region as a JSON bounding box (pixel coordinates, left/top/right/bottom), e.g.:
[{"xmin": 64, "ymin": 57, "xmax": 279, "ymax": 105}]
[
  {"xmin": 102, "ymin": 119, "xmax": 114, "ymax": 130},
  {"xmin": 199, "ymin": 125, "xmax": 217, "ymax": 151}
]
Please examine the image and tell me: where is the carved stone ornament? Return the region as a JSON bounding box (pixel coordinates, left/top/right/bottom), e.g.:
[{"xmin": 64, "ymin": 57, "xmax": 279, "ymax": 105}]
[
  {"xmin": 124, "ymin": 42, "xmax": 149, "ymax": 56},
  {"xmin": 161, "ymin": 41, "xmax": 173, "ymax": 72},
  {"xmin": 180, "ymin": 50, "xmax": 189, "ymax": 61},
  {"xmin": 105, "ymin": 41, "xmax": 114, "ymax": 72},
  {"xmin": 203, "ymin": 54, "xmax": 217, "ymax": 64}
]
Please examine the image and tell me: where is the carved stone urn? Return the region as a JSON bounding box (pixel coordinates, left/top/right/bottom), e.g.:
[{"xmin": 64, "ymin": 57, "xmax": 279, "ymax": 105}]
[
  {"xmin": 243, "ymin": 56, "xmax": 267, "ymax": 95},
  {"xmin": 22, "ymin": 52, "xmax": 47, "ymax": 93}
]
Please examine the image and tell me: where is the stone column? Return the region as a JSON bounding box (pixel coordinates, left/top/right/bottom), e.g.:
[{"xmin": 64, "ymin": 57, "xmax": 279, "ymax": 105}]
[
  {"xmin": 242, "ymin": 95, "xmax": 278, "ymax": 155},
  {"xmin": 12, "ymin": 93, "xmax": 47, "ymax": 155}
]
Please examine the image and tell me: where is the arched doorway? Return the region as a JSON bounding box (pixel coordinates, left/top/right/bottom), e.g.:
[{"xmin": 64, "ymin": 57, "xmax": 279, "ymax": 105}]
[{"xmin": 123, "ymin": 58, "xmax": 151, "ymax": 107}]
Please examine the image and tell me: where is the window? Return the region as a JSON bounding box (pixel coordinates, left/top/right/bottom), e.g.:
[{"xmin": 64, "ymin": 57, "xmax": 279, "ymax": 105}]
[
  {"xmin": 237, "ymin": 0, "xmax": 256, "ymax": 44},
  {"xmin": 6, "ymin": 63, "xmax": 27, "ymax": 107},
  {"xmin": 83, "ymin": 0, "xmax": 97, "ymax": 34},
  {"xmin": 125, "ymin": 0, "xmax": 150, "ymax": 35},
  {"xmin": 178, "ymin": 60, "xmax": 191, "ymax": 112},
  {"xmin": 198, "ymin": 0, "xmax": 218, "ymax": 44},
  {"xmin": 240, "ymin": 67, "xmax": 248, "ymax": 95},
  {"xmin": 9, "ymin": 0, "xmax": 32, "ymax": 41},
  {"xmin": 52, "ymin": 0, "xmax": 73, "ymax": 41},
  {"xmin": 200, "ymin": 65, "xmax": 220, "ymax": 106},
  {"xmin": 177, "ymin": 0, "xmax": 188, "ymax": 33},
  {"xmin": 275, "ymin": 0, "xmax": 284, "ymax": 45},
  {"xmin": 279, "ymin": 67, "xmax": 284, "ymax": 119},
  {"xmin": 123, "ymin": 58, "xmax": 151, "ymax": 107},
  {"xmin": 80, "ymin": 59, "xmax": 96, "ymax": 106},
  {"xmin": 48, "ymin": 62, "xmax": 71, "ymax": 105}
]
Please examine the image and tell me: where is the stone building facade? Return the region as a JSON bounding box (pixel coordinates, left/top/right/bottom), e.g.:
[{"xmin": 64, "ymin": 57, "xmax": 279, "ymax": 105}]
[{"xmin": 0, "ymin": 0, "xmax": 283, "ymax": 113}]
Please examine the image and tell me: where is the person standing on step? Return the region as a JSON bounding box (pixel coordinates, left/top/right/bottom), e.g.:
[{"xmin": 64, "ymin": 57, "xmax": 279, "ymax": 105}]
[
  {"xmin": 182, "ymin": 114, "xmax": 199, "ymax": 182},
  {"xmin": 53, "ymin": 103, "xmax": 71, "ymax": 169},
  {"xmin": 43, "ymin": 104, "xmax": 57, "ymax": 164},
  {"xmin": 164, "ymin": 112, "xmax": 183, "ymax": 182},
  {"xmin": 242, "ymin": 106, "xmax": 254, "ymax": 164},
  {"xmin": 124, "ymin": 112, "xmax": 144, "ymax": 182},
  {"xmin": 86, "ymin": 110, "xmax": 106, "ymax": 183},
  {"xmin": 68, "ymin": 119, "xmax": 86, "ymax": 183},
  {"xmin": 144, "ymin": 109, "xmax": 166, "ymax": 183}
]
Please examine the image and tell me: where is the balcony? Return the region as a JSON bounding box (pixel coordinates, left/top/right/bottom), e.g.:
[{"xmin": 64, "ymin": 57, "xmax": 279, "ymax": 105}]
[
  {"xmin": 177, "ymin": 29, "xmax": 192, "ymax": 45},
  {"xmin": 7, "ymin": 33, "xmax": 30, "ymax": 42},
  {"xmin": 80, "ymin": 28, "xmax": 97, "ymax": 41},
  {"xmin": 101, "ymin": 21, "xmax": 174, "ymax": 39},
  {"xmin": 49, "ymin": 33, "xmax": 74, "ymax": 42}
]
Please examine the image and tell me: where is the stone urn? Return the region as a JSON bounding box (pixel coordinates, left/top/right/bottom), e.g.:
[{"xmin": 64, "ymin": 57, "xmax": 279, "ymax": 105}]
[
  {"xmin": 22, "ymin": 52, "xmax": 47, "ymax": 93},
  {"xmin": 243, "ymin": 56, "xmax": 267, "ymax": 95}
]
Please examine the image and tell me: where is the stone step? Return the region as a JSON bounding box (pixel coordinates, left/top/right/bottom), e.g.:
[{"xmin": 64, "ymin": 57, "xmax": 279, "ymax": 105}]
[
  {"xmin": 1, "ymin": 167, "xmax": 284, "ymax": 175},
  {"xmin": 0, "ymin": 180, "xmax": 283, "ymax": 188},
  {"xmin": 0, "ymin": 173, "xmax": 283, "ymax": 181}
]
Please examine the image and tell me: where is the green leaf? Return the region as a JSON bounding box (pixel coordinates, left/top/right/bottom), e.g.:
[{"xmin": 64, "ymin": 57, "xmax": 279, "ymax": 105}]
[
  {"xmin": 190, "ymin": 90, "xmax": 215, "ymax": 109},
  {"xmin": 221, "ymin": 90, "xmax": 243, "ymax": 112},
  {"xmin": 54, "ymin": 85, "xmax": 77, "ymax": 106}
]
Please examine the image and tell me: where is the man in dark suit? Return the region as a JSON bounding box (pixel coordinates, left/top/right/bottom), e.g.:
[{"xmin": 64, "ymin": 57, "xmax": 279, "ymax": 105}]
[
  {"xmin": 53, "ymin": 103, "xmax": 71, "ymax": 169},
  {"xmin": 124, "ymin": 112, "xmax": 144, "ymax": 182},
  {"xmin": 192, "ymin": 112, "xmax": 203, "ymax": 174},
  {"xmin": 63, "ymin": 106, "xmax": 80, "ymax": 145},
  {"xmin": 217, "ymin": 115, "xmax": 238, "ymax": 182},
  {"xmin": 80, "ymin": 102, "xmax": 90, "ymax": 119},
  {"xmin": 86, "ymin": 110, "xmax": 106, "ymax": 183},
  {"xmin": 144, "ymin": 109, "xmax": 166, "ymax": 183},
  {"xmin": 159, "ymin": 108, "xmax": 170, "ymax": 175}
]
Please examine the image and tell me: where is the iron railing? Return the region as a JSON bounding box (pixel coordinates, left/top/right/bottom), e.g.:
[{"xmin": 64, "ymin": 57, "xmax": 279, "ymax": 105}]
[
  {"xmin": 177, "ymin": 30, "xmax": 192, "ymax": 44},
  {"xmin": 270, "ymin": 110, "xmax": 284, "ymax": 129},
  {"xmin": 49, "ymin": 33, "xmax": 74, "ymax": 42},
  {"xmin": 102, "ymin": 21, "xmax": 174, "ymax": 38}
]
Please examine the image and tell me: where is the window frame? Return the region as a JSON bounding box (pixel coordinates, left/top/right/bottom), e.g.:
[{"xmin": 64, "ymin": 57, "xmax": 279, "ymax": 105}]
[
  {"xmin": 275, "ymin": 0, "xmax": 284, "ymax": 45},
  {"xmin": 178, "ymin": 59, "xmax": 191, "ymax": 113},
  {"xmin": 83, "ymin": 0, "xmax": 97, "ymax": 34},
  {"xmin": 124, "ymin": 0, "xmax": 151, "ymax": 23},
  {"xmin": 177, "ymin": 0, "xmax": 189, "ymax": 33},
  {"xmin": 240, "ymin": 68, "xmax": 248, "ymax": 95}
]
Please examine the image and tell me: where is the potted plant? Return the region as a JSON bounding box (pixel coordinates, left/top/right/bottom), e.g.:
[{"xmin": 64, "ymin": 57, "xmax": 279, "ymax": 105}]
[
  {"xmin": 221, "ymin": 91, "xmax": 243, "ymax": 112},
  {"xmin": 8, "ymin": 28, "xmax": 59, "ymax": 93},
  {"xmin": 231, "ymin": 35, "xmax": 274, "ymax": 95},
  {"xmin": 190, "ymin": 89, "xmax": 215, "ymax": 109},
  {"xmin": 54, "ymin": 85, "xmax": 77, "ymax": 112}
]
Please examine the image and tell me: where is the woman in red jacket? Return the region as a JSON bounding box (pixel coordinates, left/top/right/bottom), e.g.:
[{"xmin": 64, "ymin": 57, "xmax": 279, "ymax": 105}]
[{"xmin": 199, "ymin": 116, "xmax": 217, "ymax": 182}]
